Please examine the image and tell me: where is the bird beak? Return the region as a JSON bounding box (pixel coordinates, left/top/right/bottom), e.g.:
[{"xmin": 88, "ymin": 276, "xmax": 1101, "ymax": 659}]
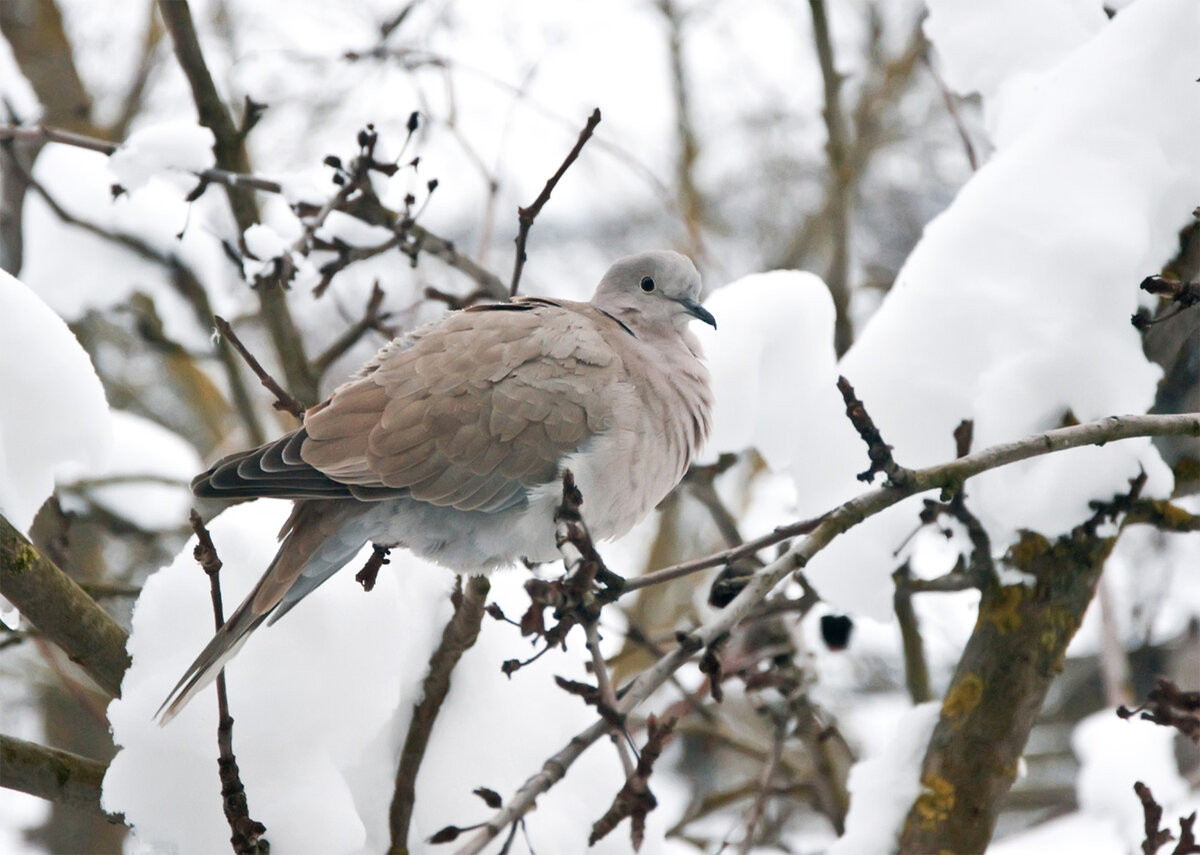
[{"xmin": 679, "ymin": 298, "xmax": 717, "ymax": 330}]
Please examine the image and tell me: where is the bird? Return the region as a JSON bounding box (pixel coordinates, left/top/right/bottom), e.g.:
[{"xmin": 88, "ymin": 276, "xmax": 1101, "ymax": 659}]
[{"xmin": 157, "ymin": 250, "xmax": 716, "ymax": 722}]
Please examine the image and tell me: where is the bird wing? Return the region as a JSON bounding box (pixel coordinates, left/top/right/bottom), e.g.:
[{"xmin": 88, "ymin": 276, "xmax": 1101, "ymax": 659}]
[{"xmin": 194, "ymin": 300, "xmax": 628, "ymax": 511}]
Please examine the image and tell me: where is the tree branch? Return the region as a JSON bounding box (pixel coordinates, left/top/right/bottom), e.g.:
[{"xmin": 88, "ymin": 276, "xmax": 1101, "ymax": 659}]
[
  {"xmin": 0, "ymin": 734, "xmax": 122, "ymax": 822},
  {"xmin": 157, "ymin": 0, "xmax": 318, "ymax": 405},
  {"xmin": 0, "ymin": 514, "xmax": 131, "ymax": 698},
  {"xmin": 896, "ymin": 470, "xmax": 1151, "ymax": 852},
  {"xmin": 509, "ymin": 108, "xmax": 601, "ymax": 296},
  {"xmin": 808, "ymin": 0, "xmax": 853, "ymax": 355},
  {"xmin": 213, "ymin": 316, "xmax": 306, "ymax": 419},
  {"xmin": 893, "ymin": 564, "xmax": 932, "ymax": 704},
  {"xmin": 0, "ymin": 122, "xmax": 510, "ymax": 302},
  {"xmin": 454, "ymin": 412, "xmax": 1200, "ymax": 853},
  {"xmin": 389, "ymin": 575, "xmax": 490, "ymax": 855},
  {"xmin": 188, "ymin": 511, "xmax": 268, "ymax": 854}
]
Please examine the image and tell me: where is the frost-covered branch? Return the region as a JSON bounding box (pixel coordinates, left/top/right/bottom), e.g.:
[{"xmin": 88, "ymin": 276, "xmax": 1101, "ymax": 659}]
[
  {"xmin": 0, "ymin": 514, "xmax": 131, "ymax": 698},
  {"xmin": 454, "ymin": 411, "xmax": 1200, "ymax": 853}
]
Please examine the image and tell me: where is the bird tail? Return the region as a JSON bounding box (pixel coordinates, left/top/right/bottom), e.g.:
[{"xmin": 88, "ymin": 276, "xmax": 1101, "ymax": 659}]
[{"xmin": 156, "ymin": 500, "xmax": 371, "ymax": 724}]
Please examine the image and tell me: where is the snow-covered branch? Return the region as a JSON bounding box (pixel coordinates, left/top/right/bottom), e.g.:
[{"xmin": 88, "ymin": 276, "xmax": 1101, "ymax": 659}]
[{"xmin": 455, "ymin": 411, "xmax": 1200, "ymax": 853}]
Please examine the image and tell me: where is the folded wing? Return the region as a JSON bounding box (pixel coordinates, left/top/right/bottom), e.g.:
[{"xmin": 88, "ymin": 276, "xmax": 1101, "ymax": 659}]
[{"xmin": 193, "ymin": 301, "xmax": 623, "ymax": 511}]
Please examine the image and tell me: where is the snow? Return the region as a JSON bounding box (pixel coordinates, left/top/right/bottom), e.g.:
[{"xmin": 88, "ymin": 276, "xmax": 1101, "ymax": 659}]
[
  {"xmin": 56, "ymin": 409, "xmax": 203, "ymax": 532},
  {"xmin": 826, "ymin": 701, "xmax": 941, "ymax": 855},
  {"xmin": 695, "ymin": 270, "xmax": 859, "ymax": 518},
  {"xmin": 104, "ymin": 500, "xmax": 668, "ymax": 854},
  {"xmin": 992, "ymin": 712, "xmax": 1200, "ymax": 855},
  {"xmin": 687, "ymin": 0, "xmax": 1199, "ymax": 625},
  {"xmin": 242, "ymin": 223, "xmax": 291, "ymax": 260},
  {"xmin": 0, "ymin": 270, "xmax": 112, "ymax": 534},
  {"xmin": 1073, "ymin": 710, "xmax": 1190, "ymax": 846},
  {"xmin": 923, "ymin": 1, "xmax": 1108, "ymax": 117},
  {"xmin": 22, "ymin": 144, "xmax": 241, "ymax": 352},
  {"xmin": 107, "ymin": 121, "xmax": 216, "ymax": 193},
  {"xmin": 776, "ymin": 0, "xmax": 1200, "ymax": 619}
]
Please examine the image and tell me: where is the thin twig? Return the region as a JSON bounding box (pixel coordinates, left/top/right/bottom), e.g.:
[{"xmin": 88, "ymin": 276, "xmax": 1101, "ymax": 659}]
[
  {"xmin": 188, "ymin": 511, "xmax": 268, "ymax": 854},
  {"xmin": 509, "ymin": 108, "xmax": 601, "ymax": 296},
  {"xmin": 453, "ymin": 412, "xmax": 1200, "ymax": 854},
  {"xmin": 622, "ymin": 514, "xmax": 823, "ymax": 595},
  {"xmin": 213, "ymin": 316, "xmax": 306, "ymax": 419},
  {"xmin": 585, "ymin": 621, "xmax": 636, "ymax": 778},
  {"xmin": 389, "ymin": 575, "xmax": 490, "ymax": 854},
  {"xmin": 837, "ymin": 375, "xmax": 914, "ymax": 486},
  {"xmin": 923, "ymin": 53, "xmax": 978, "ymax": 171},
  {"xmin": 0, "ymin": 122, "xmax": 509, "ymax": 301},
  {"xmin": 737, "ymin": 716, "xmax": 786, "ymax": 855},
  {"xmin": 312, "ymin": 282, "xmax": 392, "ymax": 378}
]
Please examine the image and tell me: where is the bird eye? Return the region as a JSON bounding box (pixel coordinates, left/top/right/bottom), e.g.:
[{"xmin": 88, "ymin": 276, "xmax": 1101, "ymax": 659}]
[{"xmin": 640, "ymin": 276, "xmax": 656, "ymax": 292}]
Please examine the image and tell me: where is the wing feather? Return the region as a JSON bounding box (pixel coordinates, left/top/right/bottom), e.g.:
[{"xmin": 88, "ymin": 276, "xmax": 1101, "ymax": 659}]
[{"xmin": 195, "ymin": 299, "xmax": 625, "ymax": 509}]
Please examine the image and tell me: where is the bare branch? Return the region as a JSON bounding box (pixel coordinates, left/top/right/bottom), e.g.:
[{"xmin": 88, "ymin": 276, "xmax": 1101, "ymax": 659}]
[
  {"xmin": 838, "ymin": 375, "xmax": 914, "ymax": 486},
  {"xmin": 588, "ymin": 716, "xmax": 675, "ymax": 850},
  {"xmin": 389, "ymin": 574, "xmax": 490, "ymax": 853},
  {"xmin": 809, "ymin": 0, "xmax": 853, "ymax": 355},
  {"xmin": 213, "ymin": 316, "xmax": 306, "ymax": 419},
  {"xmin": 0, "ymin": 122, "xmax": 509, "ymax": 301},
  {"xmin": 923, "ymin": 53, "xmax": 979, "ymax": 172},
  {"xmin": 892, "ymin": 564, "xmax": 932, "ymax": 704},
  {"xmin": 0, "ymin": 734, "xmax": 123, "ymax": 822},
  {"xmin": 510, "ymin": 108, "xmax": 601, "ymax": 296},
  {"xmin": 312, "ymin": 282, "xmax": 392, "ymax": 378},
  {"xmin": 188, "ymin": 511, "xmax": 269, "ymax": 854}
]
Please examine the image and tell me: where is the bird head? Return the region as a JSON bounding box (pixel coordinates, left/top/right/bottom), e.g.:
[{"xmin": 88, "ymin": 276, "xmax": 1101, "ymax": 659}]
[{"xmin": 592, "ymin": 250, "xmax": 717, "ymax": 334}]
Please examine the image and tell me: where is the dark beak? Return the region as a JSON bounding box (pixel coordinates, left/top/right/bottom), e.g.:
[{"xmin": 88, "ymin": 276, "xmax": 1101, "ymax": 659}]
[{"xmin": 680, "ymin": 298, "xmax": 717, "ymax": 330}]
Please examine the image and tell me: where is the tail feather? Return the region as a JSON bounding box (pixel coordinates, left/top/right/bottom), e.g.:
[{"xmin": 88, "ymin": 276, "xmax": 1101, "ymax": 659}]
[
  {"xmin": 155, "ymin": 604, "xmax": 267, "ymax": 724},
  {"xmin": 156, "ymin": 500, "xmax": 372, "ymax": 724}
]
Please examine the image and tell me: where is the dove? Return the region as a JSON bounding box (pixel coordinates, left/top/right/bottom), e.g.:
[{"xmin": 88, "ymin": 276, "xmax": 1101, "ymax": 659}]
[{"xmin": 158, "ymin": 250, "xmax": 715, "ymax": 722}]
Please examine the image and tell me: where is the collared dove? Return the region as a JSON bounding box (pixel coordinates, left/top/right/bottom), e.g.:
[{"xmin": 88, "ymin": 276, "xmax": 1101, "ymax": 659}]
[{"xmin": 158, "ymin": 250, "xmax": 715, "ymax": 722}]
